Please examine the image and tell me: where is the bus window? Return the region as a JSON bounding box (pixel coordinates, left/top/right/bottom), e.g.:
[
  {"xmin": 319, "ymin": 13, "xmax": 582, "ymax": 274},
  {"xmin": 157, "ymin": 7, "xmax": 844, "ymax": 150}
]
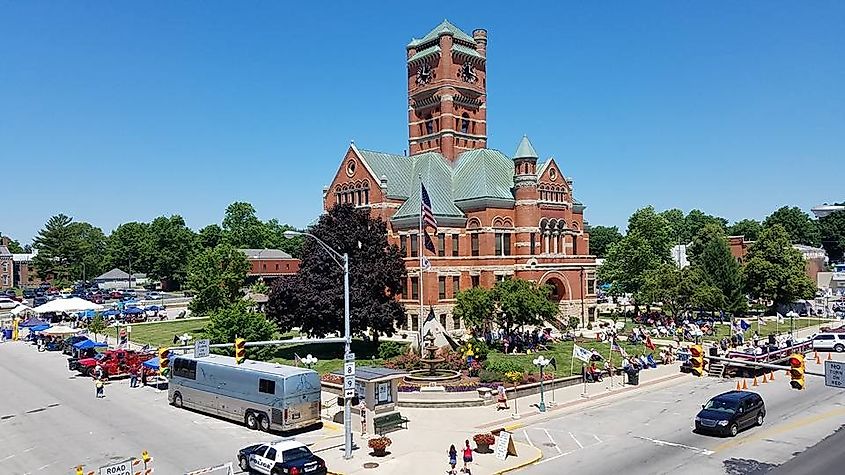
[
  {"xmin": 174, "ymin": 358, "xmax": 197, "ymax": 380},
  {"xmin": 259, "ymin": 378, "xmax": 276, "ymax": 394}
]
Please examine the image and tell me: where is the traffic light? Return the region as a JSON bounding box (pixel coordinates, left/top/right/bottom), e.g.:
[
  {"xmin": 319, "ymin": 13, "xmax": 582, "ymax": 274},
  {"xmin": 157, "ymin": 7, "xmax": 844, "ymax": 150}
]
[
  {"xmin": 158, "ymin": 348, "xmax": 170, "ymax": 376},
  {"xmin": 690, "ymin": 344, "xmax": 704, "ymax": 377},
  {"xmin": 235, "ymin": 338, "xmax": 246, "ymax": 364},
  {"xmin": 789, "ymin": 353, "xmax": 805, "ymax": 390}
]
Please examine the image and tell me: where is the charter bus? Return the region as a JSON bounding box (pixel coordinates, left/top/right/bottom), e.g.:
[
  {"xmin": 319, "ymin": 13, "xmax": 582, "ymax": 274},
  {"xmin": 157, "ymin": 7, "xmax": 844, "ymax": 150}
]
[{"xmin": 168, "ymin": 354, "xmax": 321, "ymax": 432}]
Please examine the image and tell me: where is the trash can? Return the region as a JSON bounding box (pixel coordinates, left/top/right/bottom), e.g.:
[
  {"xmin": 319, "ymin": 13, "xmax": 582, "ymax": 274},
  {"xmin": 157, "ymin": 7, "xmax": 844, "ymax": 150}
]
[{"xmin": 627, "ymin": 370, "xmax": 640, "ymax": 386}]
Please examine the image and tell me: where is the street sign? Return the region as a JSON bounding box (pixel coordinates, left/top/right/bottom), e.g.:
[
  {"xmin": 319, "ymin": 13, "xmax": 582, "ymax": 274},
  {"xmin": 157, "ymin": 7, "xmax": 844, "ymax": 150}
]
[
  {"xmin": 98, "ymin": 458, "xmax": 135, "ymax": 475},
  {"xmin": 345, "ymin": 352, "xmax": 355, "ymax": 362},
  {"xmin": 344, "ymin": 361, "xmax": 356, "ymax": 376},
  {"xmin": 825, "ymin": 360, "xmax": 845, "ymax": 389},
  {"xmin": 344, "ymin": 388, "xmax": 355, "ymax": 398},
  {"xmin": 194, "ymin": 339, "xmax": 210, "ymax": 358}
]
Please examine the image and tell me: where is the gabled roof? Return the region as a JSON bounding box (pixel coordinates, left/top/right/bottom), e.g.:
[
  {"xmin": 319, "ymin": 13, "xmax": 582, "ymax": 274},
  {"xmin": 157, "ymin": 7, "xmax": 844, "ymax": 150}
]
[
  {"xmin": 240, "ymin": 249, "xmax": 293, "ymax": 259},
  {"xmin": 0, "ymin": 245, "xmax": 11, "ymax": 257},
  {"xmin": 357, "ymin": 149, "xmax": 413, "ymax": 199},
  {"xmin": 393, "ymin": 152, "xmax": 465, "ymax": 220},
  {"xmin": 419, "ymin": 20, "xmax": 476, "ymax": 45},
  {"xmin": 408, "ymin": 45, "xmax": 441, "ymax": 63},
  {"xmin": 514, "ymin": 135, "xmax": 538, "ymax": 159},
  {"xmin": 453, "ymin": 149, "xmax": 515, "ymax": 202},
  {"xmin": 94, "ymin": 268, "xmax": 130, "ymax": 280}
]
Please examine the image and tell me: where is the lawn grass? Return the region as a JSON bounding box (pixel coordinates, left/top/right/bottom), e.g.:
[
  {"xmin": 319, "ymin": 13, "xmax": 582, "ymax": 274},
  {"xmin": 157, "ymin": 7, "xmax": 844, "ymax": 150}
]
[
  {"xmin": 702, "ymin": 317, "xmax": 818, "ymax": 342},
  {"xmin": 269, "ymin": 339, "xmax": 391, "ymax": 375},
  {"xmin": 485, "ymin": 338, "xmax": 657, "ymax": 378},
  {"xmin": 120, "ymin": 319, "xmax": 208, "ymax": 348}
]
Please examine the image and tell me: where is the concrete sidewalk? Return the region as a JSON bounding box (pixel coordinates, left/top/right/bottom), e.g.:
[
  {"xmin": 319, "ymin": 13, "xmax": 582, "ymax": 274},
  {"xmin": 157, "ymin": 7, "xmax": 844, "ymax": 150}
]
[{"xmin": 314, "ymin": 363, "xmax": 684, "ymax": 474}]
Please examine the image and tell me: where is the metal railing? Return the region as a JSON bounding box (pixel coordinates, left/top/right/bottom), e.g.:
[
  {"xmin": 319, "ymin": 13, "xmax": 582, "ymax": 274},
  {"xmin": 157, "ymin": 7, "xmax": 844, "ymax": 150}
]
[{"xmin": 725, "ymin": 340, "xmax": 813, "ymax": 364}]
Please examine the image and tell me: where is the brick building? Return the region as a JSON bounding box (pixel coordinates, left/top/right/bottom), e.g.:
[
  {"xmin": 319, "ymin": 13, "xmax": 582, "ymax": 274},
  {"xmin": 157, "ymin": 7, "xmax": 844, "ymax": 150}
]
[
  {"xmin": 0, "ymin": 244, "xmax": 12, "ymax": 289},
  {"xmin": 240, "ymin": 249, "xmax": 301, "ymax": 280},
  {"xmin": 728, "ymin": 236, "xmax": 826, "ymax": 283},
  {"xmin": 323, "ymin": 21, "xmax": 597, "ymax": 332}
]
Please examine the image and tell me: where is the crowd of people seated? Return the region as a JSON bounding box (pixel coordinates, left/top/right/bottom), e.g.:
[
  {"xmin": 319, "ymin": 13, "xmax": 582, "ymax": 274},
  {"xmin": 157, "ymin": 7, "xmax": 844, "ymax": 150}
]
[{"xmin": 481, "ymin": 328, "xmax": 554, "ymax": 354}]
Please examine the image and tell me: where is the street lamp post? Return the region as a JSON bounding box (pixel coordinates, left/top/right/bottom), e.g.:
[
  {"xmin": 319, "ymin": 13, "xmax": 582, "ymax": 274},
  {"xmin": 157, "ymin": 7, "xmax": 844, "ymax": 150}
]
[
  {"xmin": 302, "ymin": 354, "xmax": 318, "ymax": 369},
  {"xmin": 283, "ymin": 230, "xmax": 353, "ymax": 460},
  {"xmin": 533, "ymin": 355, "xmax": 550, "ymax": 413}
]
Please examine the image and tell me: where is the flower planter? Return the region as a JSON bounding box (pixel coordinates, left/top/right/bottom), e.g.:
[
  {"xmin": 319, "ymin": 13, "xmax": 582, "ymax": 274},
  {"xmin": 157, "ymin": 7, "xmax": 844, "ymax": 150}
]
[
  {"xmin": 372, "ymin": 447, "xmax": 387, "ymax": 457},
  {"xmin": 475, "ymin": 442, "xmax": 490, "ymax": 453}
]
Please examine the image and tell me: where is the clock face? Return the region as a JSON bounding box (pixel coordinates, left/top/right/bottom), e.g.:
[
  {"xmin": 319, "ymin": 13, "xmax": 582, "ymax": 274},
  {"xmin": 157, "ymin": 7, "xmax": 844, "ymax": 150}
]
[
  {"xmin": 346, "ymin": 160, "xmax": 356, "ymax": 177},
  {"xmin": 549, "ymin": 168, "xmax": 557, "ymax": 181},
  {"xmin": 459, "ymin": 62, "xmax": 477, "ymax": 83},
  {"xmin": 416, "ymin": 63, "xmax": 433, "ymax": 85}
]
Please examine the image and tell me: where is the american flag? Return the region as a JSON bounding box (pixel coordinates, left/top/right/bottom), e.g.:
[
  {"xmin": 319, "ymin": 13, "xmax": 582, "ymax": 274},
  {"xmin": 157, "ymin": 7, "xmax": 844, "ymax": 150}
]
[
  {"xmin": 420, "ymin": 182, "xmax": 437, "ymax": 231},
  {"xmin": 423, "ymin": 230, "xmax": 436, "ymax": 254}
]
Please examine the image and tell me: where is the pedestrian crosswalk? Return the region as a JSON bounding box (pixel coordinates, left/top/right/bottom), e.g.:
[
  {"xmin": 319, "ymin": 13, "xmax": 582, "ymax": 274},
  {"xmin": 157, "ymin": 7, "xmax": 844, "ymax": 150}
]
[{"xmin": 511, "ymin": 427, "xmax": 604, "ymax": 462}]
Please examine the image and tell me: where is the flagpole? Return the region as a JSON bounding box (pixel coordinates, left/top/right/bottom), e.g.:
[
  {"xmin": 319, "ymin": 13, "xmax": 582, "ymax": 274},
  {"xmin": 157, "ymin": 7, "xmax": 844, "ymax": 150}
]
[
  {"xmin": 418, "ymin": 181, "xmax": 425, "ymax": 356},
  {"xmin": 607, "ymin": 337, "xmax": 614, "ymax": 388}
]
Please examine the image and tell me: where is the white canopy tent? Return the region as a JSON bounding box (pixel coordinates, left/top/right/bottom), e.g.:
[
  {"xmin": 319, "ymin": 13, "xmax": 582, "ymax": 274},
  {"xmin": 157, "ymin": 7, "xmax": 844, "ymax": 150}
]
[
  {"xmin": 39, "ymin": 325, "xmax": 81, "ymax": 336},
  {"xmin": 32, "ymin": 297, "xmax": 103, "ymax": 314},
  {"xmin": 11, "ymin": 304, "xmax": 32, "ymax": 316}
]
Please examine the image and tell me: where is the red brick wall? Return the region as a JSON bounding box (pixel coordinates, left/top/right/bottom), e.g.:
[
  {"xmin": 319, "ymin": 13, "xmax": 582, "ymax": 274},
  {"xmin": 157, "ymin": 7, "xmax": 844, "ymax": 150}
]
[{"xmin": 248, "ymin": 258, "xmax": 300, "ymax": 277}]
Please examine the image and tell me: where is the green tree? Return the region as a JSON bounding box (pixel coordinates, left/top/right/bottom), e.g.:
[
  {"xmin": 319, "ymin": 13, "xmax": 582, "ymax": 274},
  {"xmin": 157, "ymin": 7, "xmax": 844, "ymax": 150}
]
[
  {"xmin": 198, "ymin": 224, "xmax": 224, "ymax": 249},
  {"xmin": 660, "ymin": 209, "xmax": 686, "ymax": 243},
  {"xmin": 0, "ymin": 233, "xmax": 24, "ymax": 253},
  {"xmin": 684, "ymin": 209, "xmax": 727, "ymax": 243},
  {"xmin": 688, "ymin": 223, "xmax": 746, "ymax": 315},
  {"xmin": 598, "ymin": 232, "xmax": 661, "ymax": 301},
  {"xmin": 106, "ymin": 222, "xmax": 151, "ymax": 274},
  {"xmin": 587, "ymin": 225, "xmax": 623, "ymax": 258},
  {"xmin": 492, "ymin": 278, "xmax": 559, "ymax": 334},
  {"xmin": 819, "ymin": 210, "xmax": 845, "ymax": 262},
  {"xmin": 203, "ymin": 302, "xmax": 277, "ymax": 360},
  {"xmin": 32, "ymin": 215, "xmax": 106, "ymax": 281},
  {"xmin": 265, "ymin": 219, "xmax": 305, "ymax": 258},
  {"xmin": 147, "ymin": 215, "xmax": 197, "ymax": 289},
  {"xmin": 728, "ymin": 219, "xmax": 762, "ymax": 241},
  {"xmin": 187, "ymin": 243, "xmax": 250, "ymax": 315},
  {"xmin": 222, "ymin": 202, "xmax": 270, "ymax": 249},
  {"xmin": 627, "ymin": 206, "xmax": 672, "ymax": 262},
  {"xmin": 743, "ymin": 224, "xmax": 816, "ymax": 308},
  {"xmin": 266, "ymin": 204, "xmax": 406, "ymax": 340},
  {"xmin": 763, "ymin": 206, "xmax": 821, "ymax": 246},
  {"xmin": 453, "ymin": 286, "xmax": 496, "ymax": 331},
  {"xmin": 87, "ymin": 315, "xmax": 106, "ymax": 340}
]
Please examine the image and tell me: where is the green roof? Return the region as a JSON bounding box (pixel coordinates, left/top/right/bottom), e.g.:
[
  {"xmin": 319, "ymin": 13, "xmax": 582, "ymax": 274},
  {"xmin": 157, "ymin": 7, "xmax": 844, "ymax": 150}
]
[
  {"xmin": 452, "ymin": 43, "xmax": 484, "ymax": 60},
  {"xmin": 393, "ymin": 152, "xmax": 465, "ymax": 220},
  {"xmin": 407, "ymin": 45, "xmax": 441, "ymax": 63},
  {"xmin": 420, "ymin": 20, "xmax": 476, "ymax": 45},
  {"xmin": 513, "ymin": 135, "xmax": 538, "ymax": 159},
  {"xmin": 453, "ymin": 149, "xmax": 515, "ymax": 202},
  {"xmin": 357, "ymin": 149, "xmax": 412, "ymax": 198}
]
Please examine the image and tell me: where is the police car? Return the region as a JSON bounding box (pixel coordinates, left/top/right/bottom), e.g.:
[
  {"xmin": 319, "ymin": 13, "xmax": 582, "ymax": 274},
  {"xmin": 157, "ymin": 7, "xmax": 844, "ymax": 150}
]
[{"xmin": 237, "ymin": 440, "xmax": 327, "ymax": 475}]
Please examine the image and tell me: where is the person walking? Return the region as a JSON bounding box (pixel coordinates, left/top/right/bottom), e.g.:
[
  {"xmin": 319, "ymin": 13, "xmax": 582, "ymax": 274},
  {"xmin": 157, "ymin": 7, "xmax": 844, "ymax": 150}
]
[
  {"xmin": 129, "ymin": 367, "xmax": 138, "ymax": 388},
  {"xmin": 447, "ymin": 444, "xmax": 458, "ymax": 474},
  {"xmin": 461, "ymin": 439, "xmax": 473, "ymax": 473},
  {"xmin": 95, "ymin": 378, "xmax": 104, "ymax": 398}
]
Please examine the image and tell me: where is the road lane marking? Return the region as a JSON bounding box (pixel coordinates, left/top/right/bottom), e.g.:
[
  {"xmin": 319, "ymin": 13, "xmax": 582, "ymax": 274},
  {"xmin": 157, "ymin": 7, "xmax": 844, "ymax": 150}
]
[
  {"xmin": 712, "ymin": 406, "xmax": 845, "ymax": 453},
  {"xmin": 0, "ymin": 454, "xmax": 14, "ymax": 462},
  {"xmin": 22, "ymin": 447, "xmax": 36, "ymax": 453},
  {"xmin": 634, "ymin": 436, "xmax": 714, "ymax": 456},
  {"xmin": 37, "ymin": 462, "xmax": 54, "ymax": 471},
  {"xmin": 569, "ymin": 432, "xmax": 584, "ymax": 449},
  {"xmin": 523, "ymin": 429, "xmax": 535, "ymax": 447},
  {"xmin": 593, "ymin": 434, "xmax": 602, "ymax": 443},
  {"xmin": 543, "ymin": 429, "xmax": 562, "ymax": 454}
]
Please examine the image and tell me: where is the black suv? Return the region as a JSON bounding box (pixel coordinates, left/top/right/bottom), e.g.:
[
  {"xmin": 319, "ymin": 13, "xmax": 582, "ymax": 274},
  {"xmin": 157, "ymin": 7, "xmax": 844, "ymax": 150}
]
[{"xmin": 695, "ymin": 390, "xmax": 765, "ymax": 437}]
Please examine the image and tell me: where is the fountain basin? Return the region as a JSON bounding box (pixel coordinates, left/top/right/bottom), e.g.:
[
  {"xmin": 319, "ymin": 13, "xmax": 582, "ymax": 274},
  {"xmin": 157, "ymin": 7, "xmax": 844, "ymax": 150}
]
[{"xmin": 404, "ymin": 369, "xmax": 461, "ymax": 383}]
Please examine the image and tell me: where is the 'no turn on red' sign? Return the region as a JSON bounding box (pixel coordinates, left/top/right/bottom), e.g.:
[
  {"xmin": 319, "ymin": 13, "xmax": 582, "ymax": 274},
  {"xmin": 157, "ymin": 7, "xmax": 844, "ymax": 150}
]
[{"xmin": 825, "ymin": 360, "xmax": 845, "ymax": 389}]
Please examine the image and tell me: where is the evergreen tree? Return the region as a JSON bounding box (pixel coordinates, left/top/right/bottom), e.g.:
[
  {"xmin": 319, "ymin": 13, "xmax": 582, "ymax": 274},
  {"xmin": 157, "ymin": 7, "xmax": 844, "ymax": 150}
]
[{"xmin": 688, "ymin": 223, "xmax": 746, "ymax": 315}]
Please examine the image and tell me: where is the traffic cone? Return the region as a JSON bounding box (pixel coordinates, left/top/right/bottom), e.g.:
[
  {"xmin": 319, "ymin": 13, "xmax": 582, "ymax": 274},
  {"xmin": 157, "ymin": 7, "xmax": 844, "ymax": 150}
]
[
  {"xmin": 742, "ymin": 379, "xmax": 748, "ymax": 390},
  {"xmin": 816, "ymin": 353, "xmax": 822, "ymax": 364},
  {"xmin": 814, "ymin": 351, "xmax": 819, "ymax": 360},
  {"xmin": 752, "ymin": 376, "xmax": 759, "ymax": 386},
  {"xmin": 736, "ymin": 380, "xmax": 742, "ymax": 390},
  {"xmin": 828, "ymin": 352, "xmax": 833, "ymax": 361},
  {"xmin": 761, "ymin": 374, "xmax": 767, "ymax": 384},
  {"xmin": 769, "ymin": 371, "xmax": 775, "ymax": 381}
]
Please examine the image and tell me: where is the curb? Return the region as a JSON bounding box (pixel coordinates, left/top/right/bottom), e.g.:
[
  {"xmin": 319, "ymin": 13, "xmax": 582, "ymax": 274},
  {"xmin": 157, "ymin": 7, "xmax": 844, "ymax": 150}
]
[
  {"xmin": 327, "ymin": 471, "xmax": 345, "ymax": 475},
  {"xmin": 492, "ymin": 444, "xmax": 543, "ymax": 475}
]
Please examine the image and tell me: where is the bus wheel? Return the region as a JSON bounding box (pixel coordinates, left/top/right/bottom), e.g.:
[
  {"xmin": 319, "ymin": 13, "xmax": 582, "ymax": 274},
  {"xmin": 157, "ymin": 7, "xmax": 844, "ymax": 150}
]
[
  {"xmin": 245, "ymin": 411, "xmax": 259, "ymax": 430},
  {"xmin": 258, "ymin": 414, "xmax": 271, "ymax": 432},
  {"xmin": 172, "ymin": 392, "xmax": 183, "ymax": 408}
]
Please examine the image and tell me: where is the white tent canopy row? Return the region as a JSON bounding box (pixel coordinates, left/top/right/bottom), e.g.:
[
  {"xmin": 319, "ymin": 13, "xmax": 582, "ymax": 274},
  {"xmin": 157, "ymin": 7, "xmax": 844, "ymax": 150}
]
[
  {"xmin": 32, "ymin": 297, "xmax": 103, "ymax": 314},
  {"xmin": 11, "ymin": 304, "xmax": 32, "ymax": 316},
  {"xmin": 39, "ymin": 325, "xmax": 81, "ymax": 336}
]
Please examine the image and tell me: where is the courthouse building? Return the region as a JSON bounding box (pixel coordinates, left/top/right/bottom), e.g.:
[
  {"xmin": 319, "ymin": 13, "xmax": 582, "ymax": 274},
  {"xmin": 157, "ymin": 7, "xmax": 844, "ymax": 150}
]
[{"xmin": 323, "ymin": 21, "xmax": 598, "ymax": 331}]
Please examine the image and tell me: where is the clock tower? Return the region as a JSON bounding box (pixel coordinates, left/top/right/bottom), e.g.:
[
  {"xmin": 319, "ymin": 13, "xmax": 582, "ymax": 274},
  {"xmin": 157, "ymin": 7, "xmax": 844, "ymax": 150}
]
[{"xmin": 406, "ymin": 20, "xmax": 487, "ymax": 161}]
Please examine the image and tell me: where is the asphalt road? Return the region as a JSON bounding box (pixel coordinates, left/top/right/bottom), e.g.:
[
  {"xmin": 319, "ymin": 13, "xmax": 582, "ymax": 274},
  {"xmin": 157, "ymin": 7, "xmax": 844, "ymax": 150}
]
[
  {"xmin": 517, "ymin": 356, "xmax": 845, "ymax": 474},
  {"xmin": 0, "ymin": 341, "xmax": 331, "ymax": 475}
]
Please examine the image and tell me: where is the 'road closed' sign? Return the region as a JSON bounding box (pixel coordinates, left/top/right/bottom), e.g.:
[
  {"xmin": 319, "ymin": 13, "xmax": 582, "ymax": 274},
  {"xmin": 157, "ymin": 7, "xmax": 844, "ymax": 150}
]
[{"xmin": 98, "ymin": 458, "xmax": 135, "ymax": 475}]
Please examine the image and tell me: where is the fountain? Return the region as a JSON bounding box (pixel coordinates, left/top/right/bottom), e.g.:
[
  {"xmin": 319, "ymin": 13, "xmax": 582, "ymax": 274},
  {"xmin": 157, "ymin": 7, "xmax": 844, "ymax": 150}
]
[{"xmin": 405, "ymin": 331, "xmax": 461, "ymax": 384}]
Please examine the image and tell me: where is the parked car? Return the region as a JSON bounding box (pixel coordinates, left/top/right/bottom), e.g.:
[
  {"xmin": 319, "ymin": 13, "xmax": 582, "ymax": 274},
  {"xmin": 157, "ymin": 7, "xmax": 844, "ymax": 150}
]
[
  {"xmin": 22, "ymin": 288, "xmax": 36, "ymax": 299},
  {"xmin": 33, "ymin": 296, "xmax": 48, "ymax": 307},
  {"xmin": 695, "ymin": 391, "xmax": 765, "ymax": 437},
  {"xmin": 812, "ymin": 333, "xmax": 845, "ymax": 352},
  {"xmin": 76, "ymin": 349, "xmax": 155, "ymax": 378},
  {"xmin": 4, "ymin": 289, "xmax": 16, "ymax": 298},
  {"xmin": 237, "ymin": 441, "xmax": 327, "ymax": 475},
  {"xmin": 0, "ymin": 298, "xmax": 18, "ymax": 310},
  {"xmin": 109, "ymin": 290, "xmax": 124, "ymax": 300},
  {"xmin": 145, "ymin": 292, "xmax": 163, "ymax": 300}
]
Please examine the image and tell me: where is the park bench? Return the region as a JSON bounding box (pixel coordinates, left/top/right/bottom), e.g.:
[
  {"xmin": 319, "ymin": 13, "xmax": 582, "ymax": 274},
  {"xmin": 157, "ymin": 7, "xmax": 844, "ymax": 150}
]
[{"xmin": 373, "ymin": 412, "xmax": 410, "ymax": 436}]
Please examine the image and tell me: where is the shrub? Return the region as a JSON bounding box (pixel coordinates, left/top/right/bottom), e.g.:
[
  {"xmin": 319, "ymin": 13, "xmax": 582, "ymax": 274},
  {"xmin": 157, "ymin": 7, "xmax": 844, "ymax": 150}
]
[
  {"xmin": 385, "ymin": 352, "xmax": 421, "ymax": 371},
  {"xmin": 435, "ymin": 348, "xmax": 465, "ymax": 371},
  {"xmin": 568, "ymin": 316, "xmax": 580, "ymax": 329},
  {"xmin": 479, "ymin": 369, "xmax": 504, "ymax": 383},
  {"xmin": 470, "ymin": 339, "xmax": 490, "ymax": 361},
  {"xmin": 378, "ymin": 341, "xmax": 405, "ymax": 360},
  {"xmin": 483, "ymin": 359, "xmax": 525, "ymax": 374}
]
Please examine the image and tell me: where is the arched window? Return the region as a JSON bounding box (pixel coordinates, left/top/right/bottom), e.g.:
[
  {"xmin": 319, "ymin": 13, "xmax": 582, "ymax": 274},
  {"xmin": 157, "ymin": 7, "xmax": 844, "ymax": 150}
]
[
  {"xmin": 425, "ymin": 114, "xmax": 434, "ymax": 135},
  {"xmin": 461, "ymin": 113, "xmax": 470, "ymax": 134}
]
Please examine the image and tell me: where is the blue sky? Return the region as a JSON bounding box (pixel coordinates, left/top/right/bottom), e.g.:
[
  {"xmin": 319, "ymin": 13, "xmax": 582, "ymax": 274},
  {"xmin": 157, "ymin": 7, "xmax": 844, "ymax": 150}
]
[{"xmin": 2, "ymin": 1, "xmax": 843, "ymax": 244}]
